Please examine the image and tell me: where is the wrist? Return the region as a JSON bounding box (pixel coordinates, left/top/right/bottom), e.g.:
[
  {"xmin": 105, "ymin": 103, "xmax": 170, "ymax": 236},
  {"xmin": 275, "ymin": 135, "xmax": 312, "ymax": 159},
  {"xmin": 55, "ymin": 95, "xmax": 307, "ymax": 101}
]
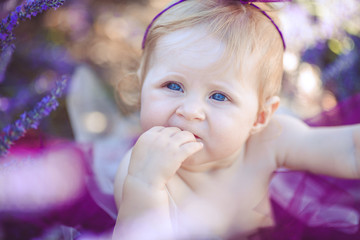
[
  {"xmin": 126, "ymin": 172, "xmax": 167, "ymax": 191},
  {"xmin": 122, "ymin": 174, "xmax": 169, "ymax": 205},
  {"xmin": 118, "ymin": 174, "xmax": 171, "ymax": 227}
]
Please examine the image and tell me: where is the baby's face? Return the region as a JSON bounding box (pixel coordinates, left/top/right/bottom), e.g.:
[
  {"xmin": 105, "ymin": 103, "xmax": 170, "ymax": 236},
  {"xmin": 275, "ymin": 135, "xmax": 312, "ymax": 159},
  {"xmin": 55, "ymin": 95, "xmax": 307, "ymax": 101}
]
[{"xmin": 140, "ymin": 27, "xmax": 260, "ymax": 169}]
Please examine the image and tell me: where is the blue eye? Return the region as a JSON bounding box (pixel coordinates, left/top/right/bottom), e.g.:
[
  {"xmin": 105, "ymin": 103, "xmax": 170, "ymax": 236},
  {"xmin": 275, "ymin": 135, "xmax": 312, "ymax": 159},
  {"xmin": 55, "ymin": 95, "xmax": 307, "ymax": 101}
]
[
  {"xmin": 166, "ymin": 82, "xmax": 183, "ymax": 92},
  {"xmin": 210, "ymin": 92, "xmax": 228, "ymax": 101}
]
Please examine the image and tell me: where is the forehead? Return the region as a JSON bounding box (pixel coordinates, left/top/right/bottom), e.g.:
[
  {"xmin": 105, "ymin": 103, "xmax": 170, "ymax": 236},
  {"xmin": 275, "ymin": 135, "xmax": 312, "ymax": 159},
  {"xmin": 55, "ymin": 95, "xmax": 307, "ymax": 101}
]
[
  {"xmin": 153, "ymin": 27, "xmax": 226, "ymax": 70},
  {"xmin": 150, "ymin": 26, "xmax": 260, "ymax": 86}
]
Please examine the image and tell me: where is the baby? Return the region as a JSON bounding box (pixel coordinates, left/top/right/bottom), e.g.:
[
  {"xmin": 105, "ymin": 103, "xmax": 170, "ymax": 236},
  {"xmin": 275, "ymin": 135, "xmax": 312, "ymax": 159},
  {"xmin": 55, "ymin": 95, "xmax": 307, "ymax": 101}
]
[{"xmin": 113, "ymin": 0, "xmax": 360, "ymax": 239}]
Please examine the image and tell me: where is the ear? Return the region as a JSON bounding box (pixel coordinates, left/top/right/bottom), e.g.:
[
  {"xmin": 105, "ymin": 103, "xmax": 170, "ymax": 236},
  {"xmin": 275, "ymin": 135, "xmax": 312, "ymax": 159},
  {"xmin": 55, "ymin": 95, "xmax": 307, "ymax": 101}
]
[{"xmin": 250, "ymin": 96, "xmax": 280, "ymax": 135}]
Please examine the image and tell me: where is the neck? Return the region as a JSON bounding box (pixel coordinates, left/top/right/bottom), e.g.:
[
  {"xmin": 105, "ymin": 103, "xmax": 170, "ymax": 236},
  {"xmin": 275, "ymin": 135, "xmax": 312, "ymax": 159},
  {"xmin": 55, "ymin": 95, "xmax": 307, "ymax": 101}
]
[
  {"xmin": 180, "ymin": 146, "xmax": 245, "ymax": 173},
  {"xmin": 176, "ymin": 147, "xmax": 245, "ymax": 191}
]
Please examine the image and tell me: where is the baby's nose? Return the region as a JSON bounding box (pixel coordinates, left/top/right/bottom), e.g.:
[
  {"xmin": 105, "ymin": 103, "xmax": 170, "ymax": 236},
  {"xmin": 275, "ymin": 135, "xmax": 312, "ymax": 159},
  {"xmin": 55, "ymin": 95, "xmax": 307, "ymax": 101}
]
[{"xmin": 175, "ymin": 97, "xmax": 205, "ymax": 121}]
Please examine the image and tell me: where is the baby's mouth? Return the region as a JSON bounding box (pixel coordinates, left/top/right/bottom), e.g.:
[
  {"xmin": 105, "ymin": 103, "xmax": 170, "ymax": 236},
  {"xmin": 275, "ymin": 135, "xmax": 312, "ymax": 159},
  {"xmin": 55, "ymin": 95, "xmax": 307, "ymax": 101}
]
[{"xmin": 194, "ymin": 134, "xmax": 202, "ymax": 141}]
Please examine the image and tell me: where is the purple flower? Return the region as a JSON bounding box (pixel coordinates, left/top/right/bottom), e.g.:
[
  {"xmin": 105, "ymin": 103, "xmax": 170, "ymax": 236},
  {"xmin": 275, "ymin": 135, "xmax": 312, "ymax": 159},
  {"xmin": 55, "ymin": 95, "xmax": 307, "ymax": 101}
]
[
  {"xmin": 0, "ymin": 0, "xmax": 66, "ymax": 51},
  {"xmin": 15, "ymin": 6, "xmax": 22, "ymax": 14},
  {"xmin": 10, "ymin": 13, "xmax": 18, "ymax": 25},
  {"xmin": 0, "ymin": 76, "xmax": 69, "ymax": 156}
]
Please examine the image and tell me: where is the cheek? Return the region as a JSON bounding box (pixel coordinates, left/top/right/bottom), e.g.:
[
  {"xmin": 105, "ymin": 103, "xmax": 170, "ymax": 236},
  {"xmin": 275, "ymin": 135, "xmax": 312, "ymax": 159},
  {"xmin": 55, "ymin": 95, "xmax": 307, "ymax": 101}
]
[
  {"xmin": 140, "ymin": 92, "xmax": 172, "ymax": 131},
  {"xmin": 140, "ymin": 90, "xmax": 155, "ymax": 131},
  {"xmin": 208, "ymin": 108, "xmax": 257, "ymax": 151},
  {"xmin": 140, "ymin": 101, "xmax": 159, "ymax": 131},
  {"xmin": 213, "ymin": 119, "xmax": 250, "ymax": 147}
]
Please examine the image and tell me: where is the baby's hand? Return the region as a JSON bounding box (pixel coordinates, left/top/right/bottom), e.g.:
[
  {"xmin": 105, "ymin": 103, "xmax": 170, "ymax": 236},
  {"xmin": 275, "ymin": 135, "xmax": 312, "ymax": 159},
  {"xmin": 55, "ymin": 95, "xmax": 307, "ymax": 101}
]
[{"xmin": 128, "ymin": 126, "xmax": 203, "ymax": 190}]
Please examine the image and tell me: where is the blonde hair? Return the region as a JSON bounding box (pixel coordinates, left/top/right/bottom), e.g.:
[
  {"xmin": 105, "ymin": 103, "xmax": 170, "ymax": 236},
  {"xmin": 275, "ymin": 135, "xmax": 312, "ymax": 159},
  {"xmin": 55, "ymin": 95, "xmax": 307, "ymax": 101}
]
[{"xmin": 116, "ymin": 0, "xmax": 284, "ymax": 114}]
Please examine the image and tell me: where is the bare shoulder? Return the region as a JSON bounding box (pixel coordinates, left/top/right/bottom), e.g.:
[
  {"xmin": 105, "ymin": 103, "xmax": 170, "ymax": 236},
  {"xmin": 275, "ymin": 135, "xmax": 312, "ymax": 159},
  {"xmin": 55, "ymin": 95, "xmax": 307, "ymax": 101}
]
[
  {"xmin": 245, "ymin": 114, "xmax": 303, "ymax": 170},
  {"xmin": 265, "ymin": 114, "xmax": 310, "ymax": 141},
  {"xmin": 271, "ymin": 114, "xmax": 308, "ymax": 128},
  {"xmin": 250, "ymin": 114, "xmax": 309, "ymax": 166},
  {"xmin": 269, "ymin": 114, "xmax": 309, "ymax": 158},
  {"xmin": 114, "ymin": 148, "xmax": 132, "ymax": 209},
  {"xmin": 251, "ymin": 113, "xmax": 306, "ymax": 141}
]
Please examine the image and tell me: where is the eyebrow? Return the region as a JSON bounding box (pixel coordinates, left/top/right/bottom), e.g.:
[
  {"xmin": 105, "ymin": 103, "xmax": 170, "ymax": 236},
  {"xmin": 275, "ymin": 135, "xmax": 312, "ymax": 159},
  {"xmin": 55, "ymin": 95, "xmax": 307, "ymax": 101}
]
[{"xmin": 156, "ymin": 71, "xmax": 187, "ymax": 81}]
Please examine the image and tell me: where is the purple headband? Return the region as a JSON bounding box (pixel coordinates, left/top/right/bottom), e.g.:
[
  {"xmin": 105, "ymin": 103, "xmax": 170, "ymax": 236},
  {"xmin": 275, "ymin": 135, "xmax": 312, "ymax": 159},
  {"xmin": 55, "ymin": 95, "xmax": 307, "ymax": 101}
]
[{"xmin": 142, "ymin": 0, "xmax": 290, "ymax": 49}]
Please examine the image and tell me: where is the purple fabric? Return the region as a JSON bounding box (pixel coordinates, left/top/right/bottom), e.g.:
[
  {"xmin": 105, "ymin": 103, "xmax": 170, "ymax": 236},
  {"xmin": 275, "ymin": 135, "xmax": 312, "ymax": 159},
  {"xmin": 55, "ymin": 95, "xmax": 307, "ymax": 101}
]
[
  {"xmin": 0, "ymin": 135, "xmax": 116, "ymax": 240},
  {"xmin": 141, "ymin": 0, "xmax": 290, "ymax": 49},
  {"xmin": 305, "ymin": 93, "xmax": 360, "ymax": 127},
  {"xmin": 0, "ymin": 188, "xmax": 115, "ymax": 239},
  {"xmin": 266, "ymin": 171, "xmax": 360, "ymax": 239}
]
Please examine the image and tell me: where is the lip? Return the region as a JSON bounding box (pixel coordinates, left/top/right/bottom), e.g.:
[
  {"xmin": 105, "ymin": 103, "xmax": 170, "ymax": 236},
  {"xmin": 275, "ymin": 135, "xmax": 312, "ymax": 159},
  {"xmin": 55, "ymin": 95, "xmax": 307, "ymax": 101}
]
[
  {"xmin": 186, "ymin": 131, "xmax": 201, "ymax": 140},
  {"xmin": 192, "ymin": 134, "xmax": 203, "ymax": 143}
]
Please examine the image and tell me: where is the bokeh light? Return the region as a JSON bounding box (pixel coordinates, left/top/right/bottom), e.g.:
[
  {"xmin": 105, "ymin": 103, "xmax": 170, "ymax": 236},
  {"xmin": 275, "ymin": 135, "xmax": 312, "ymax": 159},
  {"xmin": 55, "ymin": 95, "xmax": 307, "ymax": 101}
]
[
  {"xmin": 83, "ymin": 111, "xmax": 108, "ymax": 134},
  {"xmin": 297, "ymin": 63, "xmax": 321, "ymax": 95},
  {"xmin": 283, "ymin": 52, "xmax": 300, "ymax": 72}
]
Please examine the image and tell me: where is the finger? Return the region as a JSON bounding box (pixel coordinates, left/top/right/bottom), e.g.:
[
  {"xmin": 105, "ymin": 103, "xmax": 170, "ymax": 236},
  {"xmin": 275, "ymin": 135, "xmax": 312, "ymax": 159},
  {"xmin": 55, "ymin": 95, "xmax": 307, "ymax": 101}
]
[
  {"xmin": 148, "ymin": 126, "xmax": 165, "ymax": 133},
  {"xmin": 159, "ymin": 127, "xmax": 182, "ymax": 137},
  {"xmin": 140, "ymin": 126, "xmax": 164, "ymax": 139},
  {"xmin": 179, "ymin": 142, "xmax": 203, "ymax": 160},
  {"xmin": 152, "ymin": 127, "xmax": 182, "ymax": 148},
  {"xmin": 172, "ymin": 130, "xmax": 196, "ymax": 144},
  {"xmin": 136, "ymin": 126, "xmax": 164, "ymax": 146}
]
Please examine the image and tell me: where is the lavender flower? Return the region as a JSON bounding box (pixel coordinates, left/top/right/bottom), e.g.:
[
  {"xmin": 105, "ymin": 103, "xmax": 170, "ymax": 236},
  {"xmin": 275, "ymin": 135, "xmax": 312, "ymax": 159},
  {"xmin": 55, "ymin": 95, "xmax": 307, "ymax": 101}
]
[
  {"xmin": 0, "ymin": 0, "xmax": 65, "ymax": 52},
  {"xmin": 0, "ymin": 75, "xmax": 69, "ymax": 156}
]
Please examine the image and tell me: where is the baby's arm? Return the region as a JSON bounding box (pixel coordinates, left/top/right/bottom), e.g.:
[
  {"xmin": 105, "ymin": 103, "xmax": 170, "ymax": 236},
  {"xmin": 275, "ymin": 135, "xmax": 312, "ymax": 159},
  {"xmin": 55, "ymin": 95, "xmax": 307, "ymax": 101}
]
[
  {"xmin": 112, "ymin": 126, "xmax": 203, "ymax": 239},
  {"xmin": 274, "ymin": 114, "xmax": 360, "ymax": 179}
]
